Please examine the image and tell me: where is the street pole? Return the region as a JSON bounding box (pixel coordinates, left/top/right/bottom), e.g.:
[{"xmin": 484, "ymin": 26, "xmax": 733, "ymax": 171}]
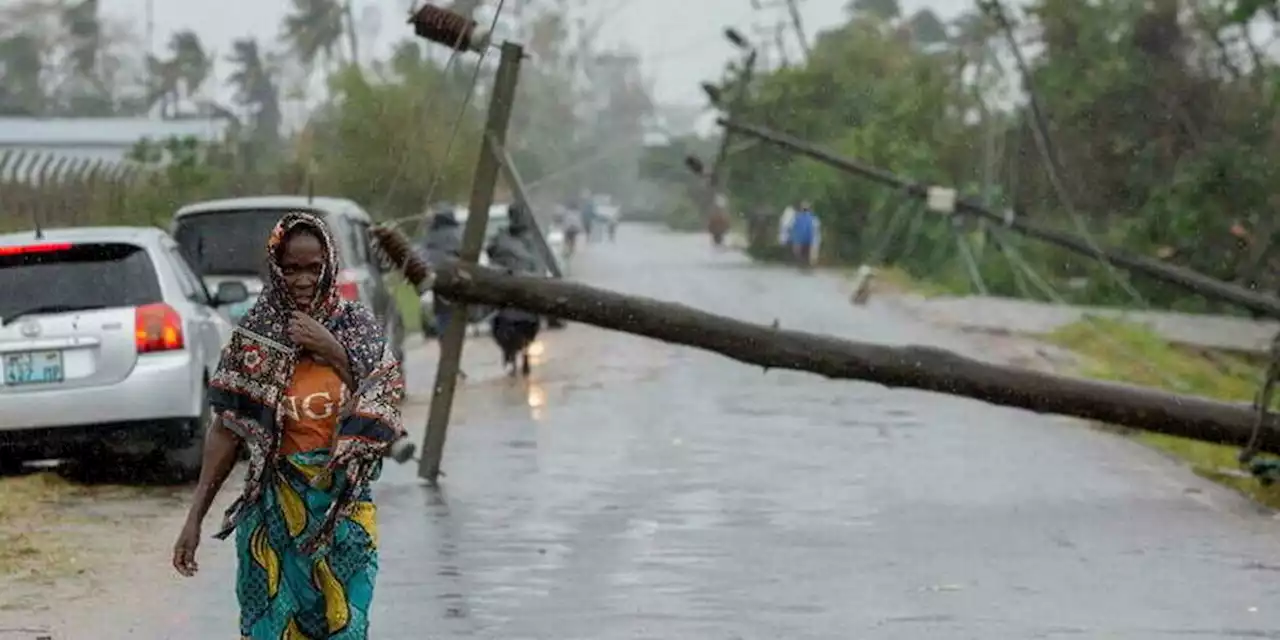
[{"xmin": 418, "ymin": 40, "xmax": 524, "ymax": 484}]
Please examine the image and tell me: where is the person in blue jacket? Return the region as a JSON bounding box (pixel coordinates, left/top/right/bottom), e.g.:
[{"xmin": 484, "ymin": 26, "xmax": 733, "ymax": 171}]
[{"xmin": 787, "ymin": 200, "xmax": 820, "ymax": 268}]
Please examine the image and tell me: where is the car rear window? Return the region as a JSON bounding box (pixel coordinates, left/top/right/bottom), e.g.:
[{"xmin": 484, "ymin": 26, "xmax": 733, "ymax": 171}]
[
  {"xmin": 174, "ymin": 209, "xmax": 320, "ymax": 276},
  {"xmin": 0, "ymin": 242, "xmax": 162, "ymax": 319}
]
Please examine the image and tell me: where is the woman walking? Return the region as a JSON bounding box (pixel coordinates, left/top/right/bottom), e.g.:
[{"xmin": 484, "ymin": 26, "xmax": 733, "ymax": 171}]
[{"xmin": 172, "ymin": 212, "xmax": 405, "ymax": 639}]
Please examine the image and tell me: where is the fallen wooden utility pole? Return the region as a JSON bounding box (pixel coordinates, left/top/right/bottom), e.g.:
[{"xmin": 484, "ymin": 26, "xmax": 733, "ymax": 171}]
[
  {"xmin": 408, "ymin": 259, "xmax": 1280, "ymax": 453},
  {"xmin": 717, "ymin": 117, "xmax": 1280, "ymax": 321}
]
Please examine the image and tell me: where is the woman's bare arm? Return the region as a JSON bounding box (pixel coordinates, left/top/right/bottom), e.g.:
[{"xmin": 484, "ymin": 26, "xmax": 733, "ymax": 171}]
[{"xmin": 184, "ymin": 420, "xmax": 242, "ymax": 527}]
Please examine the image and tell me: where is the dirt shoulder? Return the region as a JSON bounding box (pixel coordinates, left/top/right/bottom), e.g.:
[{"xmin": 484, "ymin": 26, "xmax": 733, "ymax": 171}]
[{"xmin": 0, "ymin": 468, "xmax": 240, "ymax": 637}]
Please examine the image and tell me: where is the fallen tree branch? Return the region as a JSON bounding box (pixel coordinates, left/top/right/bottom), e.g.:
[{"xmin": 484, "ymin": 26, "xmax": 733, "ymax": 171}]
[{"xmin": 431, "ymin": 261, "xmax": 1280, "ymax": 454}]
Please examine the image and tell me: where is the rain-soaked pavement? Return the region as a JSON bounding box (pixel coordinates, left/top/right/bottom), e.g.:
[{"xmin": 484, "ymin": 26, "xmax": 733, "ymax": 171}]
[{"xmin": 24, "ymin": 225, "xmax": 1280, "ymax": 638}]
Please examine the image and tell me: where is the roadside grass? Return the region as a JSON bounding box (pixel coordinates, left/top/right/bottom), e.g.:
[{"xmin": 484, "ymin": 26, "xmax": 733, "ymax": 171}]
[
  {"xmin": 0, "ymin": 473, "xmax": 91, "ymax": 582},
  {"xmin": 871, "ymin": 266, "xmax": 955, "ymax": 298},
  {"xmin": 0, "ymin": 472, "xmax": 159, "ymax": 588},
  {"xmin": 1043, "ymin": 317, "xmax": 1280, "ymax": 507}
]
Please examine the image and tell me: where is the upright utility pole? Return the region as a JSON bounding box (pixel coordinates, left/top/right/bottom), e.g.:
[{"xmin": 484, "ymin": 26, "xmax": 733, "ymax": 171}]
[{"xmin": 409, "ymin": 4, "xmax": 523, "ymax": 485}]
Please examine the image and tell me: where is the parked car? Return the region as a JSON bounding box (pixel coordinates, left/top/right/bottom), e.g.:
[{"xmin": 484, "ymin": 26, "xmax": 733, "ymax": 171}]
[
  {"xmin": 0, "ymin": 226, "xmax": 248, "ymax": 477},
  {"xmin": 170, "ymin": 196, "xmax": 406, "ymax": 362}
]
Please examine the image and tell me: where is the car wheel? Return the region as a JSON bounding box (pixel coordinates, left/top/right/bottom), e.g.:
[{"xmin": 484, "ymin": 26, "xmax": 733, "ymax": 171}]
[
  {"xmin": 547, "ymin": 317, "xmax": 566, "ymax": 330},
  {"xmin": 161, "ymin": 393, "xmax": 208, "ymax": 482}
]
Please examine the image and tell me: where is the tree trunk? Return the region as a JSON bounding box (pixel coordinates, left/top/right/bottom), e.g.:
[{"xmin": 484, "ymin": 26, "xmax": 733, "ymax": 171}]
[{"xmin": 427, "ymin": 261, "xmax": 1280, "ymax": 454}]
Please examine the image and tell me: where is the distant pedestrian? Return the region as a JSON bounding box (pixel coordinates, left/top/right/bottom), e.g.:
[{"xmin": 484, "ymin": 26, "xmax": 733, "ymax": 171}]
[
  {"xmin": 486, "ymin": 204, "xmax": 544, "ymax": 375},
  {"xmin": 581, "ymin": 193, "xmax": 597, "ymax": 243},
  {"xmin": 787, "ymin": 200, "xmax": 820, "ymax": 268},
  {"xmin": 778, "ymin": 203, "xmax": 797, "ymax": 245},
  {"xmin": 706, "ymin": 192, "xmax": 730, "ymax": 247},
  {"xmin": 421, "ymin": 206, "xmax": 462, "ymax": 342}
]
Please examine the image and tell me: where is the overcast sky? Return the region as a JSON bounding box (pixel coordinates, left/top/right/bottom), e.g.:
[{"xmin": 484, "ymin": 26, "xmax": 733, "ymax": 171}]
[{"xmin": 100, "ymin": 0, "xmax": 977, "ymax": 110}]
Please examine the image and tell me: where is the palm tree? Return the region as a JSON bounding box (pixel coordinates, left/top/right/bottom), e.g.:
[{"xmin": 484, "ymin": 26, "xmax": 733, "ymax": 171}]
[
  {"xmin": 907, "ymin": 9, "xmax": 948, "ymax": 46},
  {"xmin": 61, "ymin": 0, "xmax": 100, "ymax": 80},
  {"xmin": 227, "ymin": 38, "xmax": 282, "ymax": 153},
  {"xmin": 0, "ymin": 33, "xmax": 45, "ymax": 115},
  {"xmin": 144, "ymin": 54, "xmax": 180, "ymax": 117},
  {"xmin": 281, "ymin": 0, "xmax": 346, "ymax": 68},
  {"xmin": 167, "ymin": 30, "xmax": 212, "ymax": 103}
]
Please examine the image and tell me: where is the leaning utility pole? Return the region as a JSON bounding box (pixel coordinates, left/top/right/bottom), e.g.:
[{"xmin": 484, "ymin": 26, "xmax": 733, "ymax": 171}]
[
  {"xmin": 782, "ymin": 0, "xmax": 811, "ymax": 57},
  {"xmin": 705, "ymin": 29, "xmax": 758, "ymax": 212},
  {"xmin": 409, "ymin": 4, "xmax": 523, "ymax": 484}
]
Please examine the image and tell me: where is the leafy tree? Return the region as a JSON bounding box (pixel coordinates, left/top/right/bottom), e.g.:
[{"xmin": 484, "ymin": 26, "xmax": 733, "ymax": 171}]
[
  {"xmin": 282, "ymin": 0, "xmax": 348, "ymax": 69},
  {"xmin": 720, "ymin": 0, "xmax": 1280, "ymax": 312},
  {"xmin": 168, "ymin": 30, "xmax": 212, "ymax": 102},
  {"xmin": 227, "ymin": 38, "xmax": 282, "ymax": 168},
  {"xmin": 0, "ymin": 34, "xmax": 45, "ymax": 115}
]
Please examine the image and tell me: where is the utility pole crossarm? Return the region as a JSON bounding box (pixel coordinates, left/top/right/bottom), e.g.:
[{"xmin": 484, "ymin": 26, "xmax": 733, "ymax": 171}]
[{"xmin": 717, "ymin": 116, "xmax": 1280, "ymax": 320}]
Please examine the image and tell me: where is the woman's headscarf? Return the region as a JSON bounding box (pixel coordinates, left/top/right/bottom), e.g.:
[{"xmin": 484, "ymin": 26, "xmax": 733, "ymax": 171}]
[{"xmin": 208, "ymin": 211, "xmax": 404, "ymax": 553}]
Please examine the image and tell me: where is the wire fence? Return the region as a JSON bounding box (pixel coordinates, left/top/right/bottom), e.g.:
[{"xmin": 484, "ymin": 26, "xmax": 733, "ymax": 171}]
[
  {"xmin": 0, "ymin": 149, "xmax": 154, "ymax": 230},
  {"xmin": 0, "ymin": 146, "xmax": 313, "ymax": 234}
]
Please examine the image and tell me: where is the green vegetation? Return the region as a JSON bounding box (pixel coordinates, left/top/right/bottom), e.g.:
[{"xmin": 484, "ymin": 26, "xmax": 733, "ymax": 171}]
[
  {"xmin": 393, "ymin": 280, "xmax": 422, "ymax": 335},
  {"xmin": 642, "ymin": 0, "xmax": 1280, "ymax": 315},
  {"xmin": 1044, "ymin": 318, "xmax": 1280, "ymax": 506}
]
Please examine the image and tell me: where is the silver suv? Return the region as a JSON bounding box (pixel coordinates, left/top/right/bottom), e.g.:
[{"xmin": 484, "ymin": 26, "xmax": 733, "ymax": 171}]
[
  {"xmin": 170, "ymin": 196, "xmax": 406, "ymax": 361},
  {"xmin": 0, "ymin": 226, "xmax": 247, "ymax": 477}
]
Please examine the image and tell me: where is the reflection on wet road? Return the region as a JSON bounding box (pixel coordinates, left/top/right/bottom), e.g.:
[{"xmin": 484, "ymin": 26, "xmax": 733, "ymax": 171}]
[{"xmin": 370, "ymin": 226, "xmax": 1280, "ymax": 638}]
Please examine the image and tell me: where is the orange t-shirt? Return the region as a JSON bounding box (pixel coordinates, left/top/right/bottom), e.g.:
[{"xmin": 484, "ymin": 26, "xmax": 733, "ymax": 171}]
[{"xmin": 278, "ymin": 358, "xmax": 347, "ymax": 455}]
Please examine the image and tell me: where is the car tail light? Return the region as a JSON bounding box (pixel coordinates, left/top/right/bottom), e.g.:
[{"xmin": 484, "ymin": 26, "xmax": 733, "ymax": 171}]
[
  {"xmin": 336, "ymin": 269, "xmax": 361, "ymax": 301},
  {"xmin": 0, "ymin": 242, "xmax": 73, "ymax": 256},
  {"xmin": 135, "ymin": 303, "xmax": 184, "ymax": 353}
]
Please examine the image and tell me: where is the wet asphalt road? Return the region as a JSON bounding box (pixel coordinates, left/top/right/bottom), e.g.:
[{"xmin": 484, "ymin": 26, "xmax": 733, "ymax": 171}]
[{"xmin": 85, "ymin": 226, "xmax": 1280, "ymax": 637}]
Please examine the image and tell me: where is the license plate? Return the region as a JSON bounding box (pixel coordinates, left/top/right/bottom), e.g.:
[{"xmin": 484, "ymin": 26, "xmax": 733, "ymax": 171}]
[{"xmin": 3, "ymin": 350, "xmax": 64, "ymax": 386}]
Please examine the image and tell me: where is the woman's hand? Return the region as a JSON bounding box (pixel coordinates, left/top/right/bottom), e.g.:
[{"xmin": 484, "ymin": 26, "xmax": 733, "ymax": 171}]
[
  {"xmin": 172, "ymin": 518, "xmax": 201, "ymax": 577},
  {"xmin": 289, "ymin": 311, "xmax": 342, "ymax": 361},
  {"xmin": 289, "ymin": 311, "xmax": 355, "ymax": 388}
]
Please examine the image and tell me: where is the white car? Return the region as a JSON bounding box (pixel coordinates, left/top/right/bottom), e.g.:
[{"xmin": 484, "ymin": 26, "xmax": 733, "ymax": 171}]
[{"xmin": 0, "ymin": 226, "xmax": 247, "ymax": 477}]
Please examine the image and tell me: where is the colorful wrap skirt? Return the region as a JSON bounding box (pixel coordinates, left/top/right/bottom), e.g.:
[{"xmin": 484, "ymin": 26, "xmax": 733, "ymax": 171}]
[{"xmin": 235, "ymin": 450, "xmax": 379, "ymax": 639}]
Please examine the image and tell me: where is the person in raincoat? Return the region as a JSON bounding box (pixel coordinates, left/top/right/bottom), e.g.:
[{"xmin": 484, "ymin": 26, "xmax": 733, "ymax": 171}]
[
  {"xmin": 708, "ymin": 193, "xmax": 731, "ymax": 247},
  {"xmin": 419, "ymin": 205, "xmax": 463, "ymax": 340},
  {"xmin": 485, "ymin": 204, "xmax": 545, "ymax": 375}
]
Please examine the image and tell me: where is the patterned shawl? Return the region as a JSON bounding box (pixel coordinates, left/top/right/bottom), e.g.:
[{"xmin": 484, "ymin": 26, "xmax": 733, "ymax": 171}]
[{"xmin": 208, "ymin": 211, "xmax": 405, "ymax": 554}]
